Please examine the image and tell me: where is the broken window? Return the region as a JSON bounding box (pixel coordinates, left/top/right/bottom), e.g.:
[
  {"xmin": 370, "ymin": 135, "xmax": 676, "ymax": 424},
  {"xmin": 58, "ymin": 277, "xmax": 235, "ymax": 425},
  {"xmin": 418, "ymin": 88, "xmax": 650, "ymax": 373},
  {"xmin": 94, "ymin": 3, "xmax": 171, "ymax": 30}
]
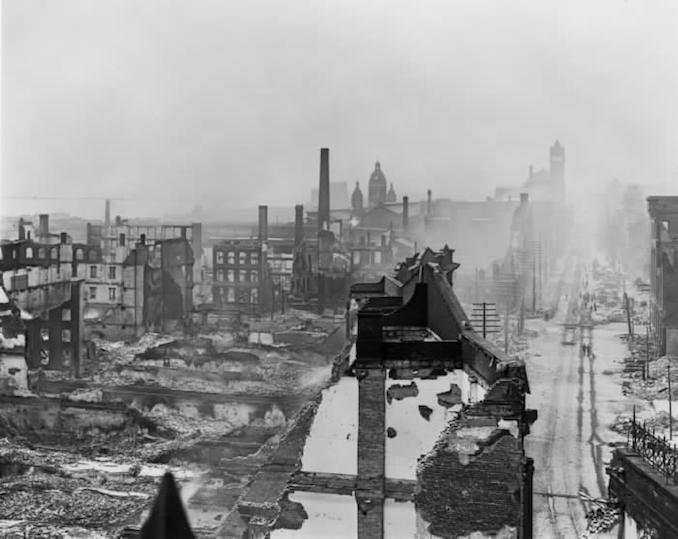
[
  {"xmin": 90, "ymin": 265, "xmax": 97, "ymax": 278},
  {"xmin": 251, "ymin": 252, "xmax": 258, "ymax": 265},
  {"xmin": 227, "ymin": 251, "xmax": 235, "ymax": 264},
  {"xmin": 250, "ymin": 288, "xmax": 258, "ymax": 304},
  {"xmin": 109, "ymin": 287, "xmax": 116, "ymax": 300},
  {"xmin": 216, "ymin": 269, "xmax": 224, "ymax": 281},
  {"xmin": 226, "ymin": 287, "xmax": 235, "ymax": 302},
  {"xmin": 239, "ymin": 251, "xmax": 247, "ymax": 265},
  {"xmin": 108, "ymin": 266, "xmax": 116, "ymax": 279},
  {"xmin": 62, "ymin": 348, "xmax": 72, "ymax": 367},
  {"xmin": 25, "ymin": 247, "xmax": 33, "ymax": 259},
  {"xmin": 251, "ymin": 270, "xmax": 258, "ymax": 283},
  {"xmin": 89, "ymin": 286, "xmax": 97, "ymax": 299},
  {"xmin": 216, "ymin": 251, "xmax": 224, "ymax": 264},
  {"xmin": 227, "ymin": 270, "xmax": 234, "ymax": 282},
  {"xmin": 239, "ymin": 270, "xmax": 247, "ymax": 282}
]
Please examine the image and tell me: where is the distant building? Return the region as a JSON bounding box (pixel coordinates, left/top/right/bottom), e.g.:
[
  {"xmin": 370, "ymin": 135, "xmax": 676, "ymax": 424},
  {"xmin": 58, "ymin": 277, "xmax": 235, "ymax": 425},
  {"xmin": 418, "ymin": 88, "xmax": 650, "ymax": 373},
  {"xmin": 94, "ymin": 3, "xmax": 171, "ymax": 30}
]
[
  {"xmin": 80, "ymin": 220, "xmax": 197, "ymax": 338},
  {"xmin": 368, "ymin": 161, "xmax": 388, "ymax": 208},
  {"xmin": 648, "ymin": 196, "xmax": 678, "ymax": 355},
  {"xmin": 495, "ymin": 140, "xmax": 566, "ymax": 204},
  {"xmin": 212, "ymin": 238, "xmax": 265, "ymax": 314}
]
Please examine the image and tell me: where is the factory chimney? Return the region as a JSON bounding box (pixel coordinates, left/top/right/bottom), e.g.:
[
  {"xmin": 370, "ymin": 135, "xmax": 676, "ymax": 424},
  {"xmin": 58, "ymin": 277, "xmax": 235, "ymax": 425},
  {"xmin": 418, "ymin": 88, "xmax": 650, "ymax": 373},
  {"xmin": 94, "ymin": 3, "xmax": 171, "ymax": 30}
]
[
  {"xmin": 258, "ymin": 205, "xmax": 268, "ymax": 242},
  {"xmin": 402, "ymin": 196, "xmax": 409, "ymax": 231},
  {"xmin": 294, "ymin": 205, "xmax": 304, "ymax": 247},
  {"xmin": 38, "ymin": 214, "xmax": 49, "ymax": 238},
  {"xmin": 427, "ymin": 189, "xmax": 432, "ymax": 215},
  {"xmin": 318, "ymin": 148, "xmax": 330, "ymax": 231},
  {"xmin": 105, "ymin": 199, "xmax": 111, "ymax": 231}
]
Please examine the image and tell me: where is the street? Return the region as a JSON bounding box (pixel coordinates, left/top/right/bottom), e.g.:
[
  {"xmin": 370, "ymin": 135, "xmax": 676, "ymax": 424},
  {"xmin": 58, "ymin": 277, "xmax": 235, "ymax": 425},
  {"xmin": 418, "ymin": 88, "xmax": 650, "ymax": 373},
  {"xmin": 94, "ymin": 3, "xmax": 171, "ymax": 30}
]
[{"xmin": 525, "ymin": 267, "xmax": 630, "ymax": 538}]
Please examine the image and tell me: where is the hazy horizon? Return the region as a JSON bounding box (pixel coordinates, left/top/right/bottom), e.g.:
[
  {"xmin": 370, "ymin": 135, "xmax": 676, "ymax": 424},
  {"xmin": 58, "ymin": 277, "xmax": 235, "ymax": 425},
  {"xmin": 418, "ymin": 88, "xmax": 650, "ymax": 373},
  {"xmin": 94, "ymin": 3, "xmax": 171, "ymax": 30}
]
[{"xmin": 2, "ymin": 0, "xmax": 678, "ymax": 220}]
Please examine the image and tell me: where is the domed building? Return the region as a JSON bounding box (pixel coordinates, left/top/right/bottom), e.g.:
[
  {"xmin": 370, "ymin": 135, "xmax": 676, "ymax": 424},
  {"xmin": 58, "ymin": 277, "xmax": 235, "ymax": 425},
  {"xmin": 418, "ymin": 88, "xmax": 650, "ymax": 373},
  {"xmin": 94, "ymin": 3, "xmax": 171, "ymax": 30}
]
[{"xmin": 368, "ymin": 161, "xmax": 388, "ymax": 208}]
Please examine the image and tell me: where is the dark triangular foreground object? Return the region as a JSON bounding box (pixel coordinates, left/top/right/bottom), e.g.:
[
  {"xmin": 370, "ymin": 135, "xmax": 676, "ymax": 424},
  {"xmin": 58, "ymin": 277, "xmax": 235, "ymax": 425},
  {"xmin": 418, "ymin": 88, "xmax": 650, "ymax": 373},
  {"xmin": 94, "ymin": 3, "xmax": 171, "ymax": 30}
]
[{"xmin": 141, "ymin": 471, "xmax": 195, "ymax": 539}]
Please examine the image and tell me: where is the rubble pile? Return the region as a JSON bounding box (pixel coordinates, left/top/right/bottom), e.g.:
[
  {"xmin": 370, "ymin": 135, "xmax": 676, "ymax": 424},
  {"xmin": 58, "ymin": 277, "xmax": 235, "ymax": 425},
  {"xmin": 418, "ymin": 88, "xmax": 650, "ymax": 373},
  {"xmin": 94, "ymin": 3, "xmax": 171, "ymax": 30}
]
[
  {"xmin": 582, "ymin": 503, "xmax": 621, "ymax": 537},
  {"xmin": 0, "ymin": 309, "xmax": 347, "ymax": 536}
]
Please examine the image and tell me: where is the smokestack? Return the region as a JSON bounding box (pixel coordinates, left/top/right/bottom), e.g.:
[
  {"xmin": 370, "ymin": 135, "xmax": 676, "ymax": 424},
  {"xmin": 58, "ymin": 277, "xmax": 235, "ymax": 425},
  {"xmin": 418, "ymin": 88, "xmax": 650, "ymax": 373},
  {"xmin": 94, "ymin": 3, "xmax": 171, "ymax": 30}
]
[
  {"xmin": 402, "ymin": 196, "xmax": 409, "ymax": 231},
  {"xmin": 18, "ymin": 218, "xmax": 25, "ymax": 241},
  {"xmin": 39, "ymin": 214, "xmax": 49, "ymax": 237},
  {"xmin": 258, "ymin": 205, "xmax": 268, "ymax": 242},
  {"xmin": 318, "ymin": 148, "xmax": 330, "ymax": 231},
  {"xmin": 105, "ymin": 199, "xmax": 111, "ymax": 230},
  {"xmin": 427, "ymin": 189, "xmax": 432, "ymax": 215},
  {"xmin": 294, "ymin": 204, "xmax": 304, "ymax": 247}
]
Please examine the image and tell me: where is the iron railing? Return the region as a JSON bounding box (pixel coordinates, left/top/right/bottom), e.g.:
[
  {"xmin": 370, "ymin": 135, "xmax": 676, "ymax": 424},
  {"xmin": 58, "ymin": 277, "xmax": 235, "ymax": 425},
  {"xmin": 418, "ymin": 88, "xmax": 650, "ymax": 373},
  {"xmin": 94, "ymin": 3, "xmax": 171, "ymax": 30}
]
[{"xmin": 629, "ymin": 417, "xmax": 678, "ymax": 482}]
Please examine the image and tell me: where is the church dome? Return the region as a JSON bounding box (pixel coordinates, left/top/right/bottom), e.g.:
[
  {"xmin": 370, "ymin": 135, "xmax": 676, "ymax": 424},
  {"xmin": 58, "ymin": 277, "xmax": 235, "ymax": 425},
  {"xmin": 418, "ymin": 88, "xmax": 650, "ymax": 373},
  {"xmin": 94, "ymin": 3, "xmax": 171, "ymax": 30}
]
[{"xmin": 368, "ymin": 161, "xmax": 388, "ymax": 208}]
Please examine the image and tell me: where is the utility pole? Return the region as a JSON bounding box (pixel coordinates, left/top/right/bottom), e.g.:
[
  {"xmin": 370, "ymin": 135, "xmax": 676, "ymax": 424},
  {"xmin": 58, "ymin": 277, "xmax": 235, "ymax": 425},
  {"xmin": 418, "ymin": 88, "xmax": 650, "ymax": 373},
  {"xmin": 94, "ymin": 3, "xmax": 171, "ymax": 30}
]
[
  {"xmin": 624, "ymin": 292, "xmax": 633, "ymax": 336},
  {"xmin": 532, "ymin": 255, "xmax": 537, "ymax": 315},
  {"xmin": 471, "ymin": 302, "xmax": 501, "ymax": 340},
  {"xmin": 505, "ymin": 301, "xmax": 510, "ymax": 354},
  {"xmin": 645, "ymin": 325, "xmax": 650, "ymax": 381}
]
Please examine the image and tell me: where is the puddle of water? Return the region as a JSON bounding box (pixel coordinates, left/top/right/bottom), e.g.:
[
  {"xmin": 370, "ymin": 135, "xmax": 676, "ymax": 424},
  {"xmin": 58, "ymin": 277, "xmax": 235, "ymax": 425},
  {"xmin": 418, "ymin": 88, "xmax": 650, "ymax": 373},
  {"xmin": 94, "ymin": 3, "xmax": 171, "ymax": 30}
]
[
  {"xmin": 301, "ymin": 377, "xmax": 358, "ymax": 475},
  {"xmin": 271, "ymin": 492, "xmax": 356, "ymax": 539}
]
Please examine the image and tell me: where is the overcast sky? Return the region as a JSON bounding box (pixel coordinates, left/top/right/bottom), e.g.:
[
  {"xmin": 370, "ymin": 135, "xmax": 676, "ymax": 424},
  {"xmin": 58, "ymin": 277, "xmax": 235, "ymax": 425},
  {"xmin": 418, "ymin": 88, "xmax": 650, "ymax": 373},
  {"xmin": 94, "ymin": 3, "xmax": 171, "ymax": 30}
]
[{"xmin": 2, "ymin": 0, "xmax": 678, "ymax": 219}]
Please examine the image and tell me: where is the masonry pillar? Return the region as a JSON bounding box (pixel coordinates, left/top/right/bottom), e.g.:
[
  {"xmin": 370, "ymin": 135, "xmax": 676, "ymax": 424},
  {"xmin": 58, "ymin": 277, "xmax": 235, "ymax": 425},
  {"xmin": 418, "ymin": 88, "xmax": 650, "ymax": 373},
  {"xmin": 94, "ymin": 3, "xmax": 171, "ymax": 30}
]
[{"xmin": 356, "ymin": 367, "xmax": 385, "ymax": 539}]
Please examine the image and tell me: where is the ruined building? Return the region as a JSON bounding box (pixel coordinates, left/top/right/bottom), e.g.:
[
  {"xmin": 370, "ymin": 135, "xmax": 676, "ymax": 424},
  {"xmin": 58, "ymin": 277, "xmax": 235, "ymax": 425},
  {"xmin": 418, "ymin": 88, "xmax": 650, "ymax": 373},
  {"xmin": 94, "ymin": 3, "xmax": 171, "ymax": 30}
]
[
  {"xmin": 647, "ymin": 196, "xmax": 678, "ymax": 355},
  {"xmin": 236, "ymin": 246, "xmax": 536, "ymax": 538},
  {"xmin": 0, "ymin": 224, "xmax": 85, "ymax": 375},
  {"xmin": 81, "ymin": 220, "xmax": 197, "ymax": 338}
]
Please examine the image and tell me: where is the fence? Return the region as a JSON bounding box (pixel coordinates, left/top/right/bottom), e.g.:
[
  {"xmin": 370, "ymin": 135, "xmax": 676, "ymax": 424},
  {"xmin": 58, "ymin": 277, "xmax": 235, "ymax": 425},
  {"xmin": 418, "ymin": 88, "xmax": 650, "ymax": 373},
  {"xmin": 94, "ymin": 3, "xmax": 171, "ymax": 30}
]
[{"xmin": 629, "ymin": 417, "xmax": 678, "ymax": 482}]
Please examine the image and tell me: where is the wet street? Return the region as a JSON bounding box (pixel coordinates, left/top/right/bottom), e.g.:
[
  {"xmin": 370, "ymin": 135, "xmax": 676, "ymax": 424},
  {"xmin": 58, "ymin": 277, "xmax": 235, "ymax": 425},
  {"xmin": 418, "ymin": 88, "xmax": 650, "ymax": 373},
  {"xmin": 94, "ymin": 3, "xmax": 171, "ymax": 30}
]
[{"xmin": 525, "ymin": 278, "xmax": 630, "ymax": 538}]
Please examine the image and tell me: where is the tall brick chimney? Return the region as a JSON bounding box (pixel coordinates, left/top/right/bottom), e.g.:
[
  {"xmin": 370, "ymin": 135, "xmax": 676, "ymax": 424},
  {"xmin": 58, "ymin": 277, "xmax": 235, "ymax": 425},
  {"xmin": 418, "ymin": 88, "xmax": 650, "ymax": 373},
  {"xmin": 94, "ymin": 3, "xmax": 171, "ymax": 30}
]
[
  {"xmin": 318, "ymin": 148, "xmax": 330, "ymax": 231},
  {"xmin": 105, "ymin": 199, "xmax": 111, "ymax": 230},
  {"xmin": 427, "ymin": 189, "xmax": 432, "ymax": 215},
  {"xmin": 402, "ymin": 196, "xmax": 409, "ymax": 231},
  {"xmin": 294, "ymin": 204, "xmax": 304, "ymax": 247},
  {"xmin": 38, "ymin": 214, "xmax": 49, "ymax": 238},
  {"xmin": 258, "ymin": 205, "xmax": 268, "ymax": 242}
]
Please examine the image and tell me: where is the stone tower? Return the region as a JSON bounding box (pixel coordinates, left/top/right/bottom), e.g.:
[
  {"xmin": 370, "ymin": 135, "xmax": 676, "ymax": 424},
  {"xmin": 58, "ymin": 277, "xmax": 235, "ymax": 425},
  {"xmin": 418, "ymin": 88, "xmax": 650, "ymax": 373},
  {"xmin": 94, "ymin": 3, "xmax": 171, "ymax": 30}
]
[
  {"xmin": 549, "ymin": 140, "xmax": 565, "ymax": 201},
  {"xmin": 368, "ymin": 161, "xmax": 387, "ymax": 208},
  {"xmin": 351, "ymin": 181, "xmax": 364, "ymax": 214}
]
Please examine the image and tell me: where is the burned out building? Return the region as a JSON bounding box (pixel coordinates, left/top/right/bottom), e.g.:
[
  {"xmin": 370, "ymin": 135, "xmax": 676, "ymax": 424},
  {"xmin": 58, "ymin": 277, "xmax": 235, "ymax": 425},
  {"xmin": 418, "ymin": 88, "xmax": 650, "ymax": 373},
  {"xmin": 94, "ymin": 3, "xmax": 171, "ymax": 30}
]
[
  {"xmin": 236, "ymin": 245, "xmax": 536, "ymax": 538},
  {"xmin": 80, "ymin": 219, "xmax": 197, "ymax": 339},
  {"xmin": 0, "ymin": 234, "xmax": 85, "ymax": 375},
  {"xmin": 647, "ymin": 196, "xmax": 678, "ymax": 355}
]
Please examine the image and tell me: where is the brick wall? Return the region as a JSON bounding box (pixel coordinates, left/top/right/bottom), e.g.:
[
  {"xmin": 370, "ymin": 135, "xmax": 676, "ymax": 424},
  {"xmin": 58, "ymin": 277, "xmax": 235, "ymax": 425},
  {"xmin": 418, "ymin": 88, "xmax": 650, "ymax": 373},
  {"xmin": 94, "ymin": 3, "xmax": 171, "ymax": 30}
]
[
  {"xmin": 415, "ymin": 413, "xmax": 524, "ymax": 537},
  {"xmin": 357, "ymin": 368, "xmax": 386, "ymax": 539}
]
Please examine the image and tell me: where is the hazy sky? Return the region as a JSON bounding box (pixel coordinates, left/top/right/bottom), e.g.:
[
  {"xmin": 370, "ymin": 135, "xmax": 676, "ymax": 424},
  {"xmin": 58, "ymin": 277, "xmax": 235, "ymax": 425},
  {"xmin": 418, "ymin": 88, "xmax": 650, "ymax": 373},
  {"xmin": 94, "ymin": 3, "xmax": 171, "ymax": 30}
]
[{"xmin": 2, "ymin": 0, "xmax": 678, "ymax": 219}]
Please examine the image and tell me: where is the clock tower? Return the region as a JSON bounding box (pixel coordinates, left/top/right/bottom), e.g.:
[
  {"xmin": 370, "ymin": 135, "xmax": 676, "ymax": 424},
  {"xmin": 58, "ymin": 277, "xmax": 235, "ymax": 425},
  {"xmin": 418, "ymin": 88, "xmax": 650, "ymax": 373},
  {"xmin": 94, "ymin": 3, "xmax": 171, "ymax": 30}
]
[{"xmin": 550, "ymin": 140, "xmax": 565, "ymax": 201}]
